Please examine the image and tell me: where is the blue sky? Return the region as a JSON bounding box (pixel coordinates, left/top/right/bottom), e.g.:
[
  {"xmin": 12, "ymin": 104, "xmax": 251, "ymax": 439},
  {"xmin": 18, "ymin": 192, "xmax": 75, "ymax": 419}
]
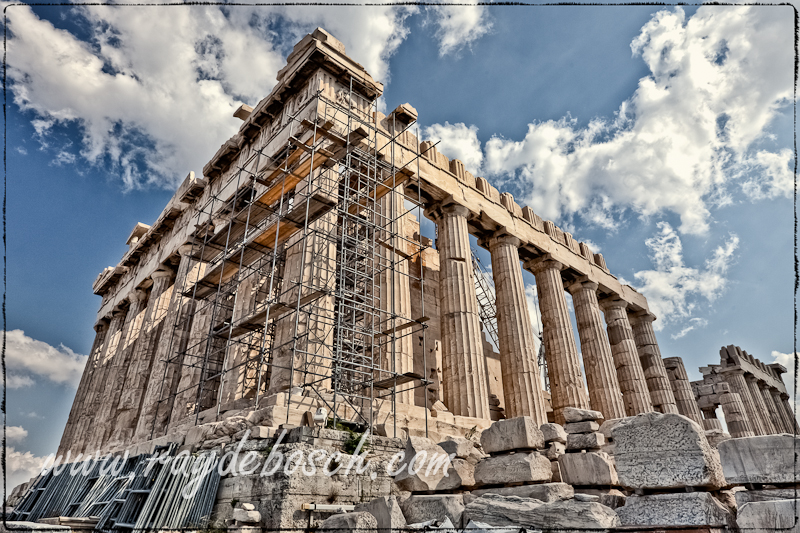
[{"xmin": 2, "ymin": 2, "xmax": 795, "ymax": 488}]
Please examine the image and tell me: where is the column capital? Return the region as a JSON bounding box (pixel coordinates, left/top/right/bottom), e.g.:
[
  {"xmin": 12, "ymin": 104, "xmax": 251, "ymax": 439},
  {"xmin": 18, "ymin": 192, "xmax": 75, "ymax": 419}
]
[
  {"xmin": 720, "ymin": 366, "xmax": 745, "ymax": 377},
  {"xmin": 483, "ymin": 230, "xmax": 521, "ymax": 250},
  {"xmin": 111, "ymin": 308, "xmax": 127, "ymax": 319},
  {"xmin": 597, "ymin": 296, "xmax": 628, "ymax": 311},
  {"xmin": 132, "ymin": 287, "xmax": 148, "ymax": 303},
  {"xmin": 630, "ymin": 310, "xmax": 657, "ymax": 324},
  {"xmin": 424, "ymin": 197, "xmax": 471, "ymax": 221},
  {"xmin": 566, "ymin": 278, "xmax": 598, "ymax": 295},
  {"xmin": 93, "ymin": 318, "xmax": 110, "ymax": 333},
  {"xmin": 178, "ymin": 244, "xmax": 194, "ymax": 257},
  {"xmin": 150, "ymin": 269, "xmax": 174, "ymax": 281},
  {"xmin": 524, "ymin": 255, "xmax": 564, "ymax": 274}
]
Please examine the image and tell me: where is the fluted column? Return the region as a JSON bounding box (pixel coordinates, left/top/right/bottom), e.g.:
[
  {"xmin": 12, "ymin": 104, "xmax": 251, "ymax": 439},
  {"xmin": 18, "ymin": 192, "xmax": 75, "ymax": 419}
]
[
  {"xmin": 721, "ymin": 369, "xmax": 766, "ymax": 435},
  {"xmin": 169, "ymin": 303, "xmax": 215, "ymax": 428},
  {"xmin": 526, "ymin": 257, "xmax": 589, "ymax": 424},
  {"xmin": 57, "ymin": 319, "xmax": 109, "ymax": 456},
  {"xmin": 700, "ymin": 407, "xmax": 723, "ymax": 431},
  {"xmin": 89, "ymin": 288, "xmax": 150, "ymax": 451},
  {"xmin": 432, "ymin": 204, "xmax": 490, "ymax": 419},
  {"xmin": 567, "ymin": 280, "xmax": 625, "ymax": 420},
  {"xmin": 745, "ymin": 375, "xmax": 777, "ymax": 434},
  {"xmin": 488, "ymin": 233, "xmax": 548, "ymax": 423},
  {"xmin": 771, "ymin": 389, "xmax": 795, "ymax": 433},
  {"xmin": 135, "ymin": 246, "xmax": 203, "ymax": 441},
  {"xmin": 778, "ymin": 393, "xmax": 799, "ymax": 432},
  {"xmin": 108, "ymin": 269, "xmax": 175, "ymax": 447},
  {"xmin": 74, "ymin": 307, "xmax": 127, "ymax": 454},
  {"xmin": 719, "ymin": 392, "xmax": 754, "ymax": 437},
  {"xmin": 663, "ymin": 357, "xmax": 704, "ymax": 426},
  {"xmin": 378, "ymin": 186, "xmax": 415, "ymax": 406},
  {"xmin": 600, "ymin": 300, "xmax": 653, "ymax": 416},
  {"xmin": 758, "ymin": 383, "xmax": 787, "ymax": 434},
  {"xmin": 629, "ymin": 312, "xmax": 678, "ymax": 414}
]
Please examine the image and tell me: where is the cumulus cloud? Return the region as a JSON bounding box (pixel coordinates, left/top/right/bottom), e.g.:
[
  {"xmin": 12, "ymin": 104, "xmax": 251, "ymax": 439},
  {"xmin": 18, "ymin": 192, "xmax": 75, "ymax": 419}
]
[
  {"xmin": 770, "ymin": 351, "xmax": 799, "ymax": 414},
  {"xmin": 633, "ymin": 222, "xmax": 738, "ymax": 330},
  {"xmin": 478, "ymin": 6, "xmax": 792, "ymax": 235},
  {"xmin": 5, "ymin": 329, "xmax": 88, "ymax": 388},
  {"xmin": 4, "ymin": 447, "xmax": 49, "ymax": 491},
  {"xmin": 6, "ymin": 3, "xmax": 416, "ymax": 190},
  {"xmin": 7, "ymin": 425, "xmax": 29, "ymax": 444},
  {"xmin": 423, "ymin": 122, "xmax": 483, "ymax": 174},
  {"xmin": 427, "ymin": 1, "xmax": 492, "ymax": 56}
]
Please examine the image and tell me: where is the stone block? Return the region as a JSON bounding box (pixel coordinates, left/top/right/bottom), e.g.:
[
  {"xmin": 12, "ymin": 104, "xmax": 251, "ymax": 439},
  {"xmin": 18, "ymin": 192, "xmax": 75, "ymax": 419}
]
[
  {"xmin": 559, "ymin": 452, "xmax": 618, "ymax": 486},
  {"xmin": 540, "ymin": 423, "xmax": 567, "ymax": 444},
  {"xmin": 318, "ymin": 512, "xmax": 377, "ymax": 533},
  {"xmin": 564, "ymin": 421, "xmax": 599, "ymax": 434},
  {"xmin": 574, "ymin": 493, "xmax": 599, "ymax": 502},
  {"xmin": 704, "ymin": 429, "xmax": 731, "ymax": 448},
  {"xmin": 616, "ymin": 492, "xmax": 733, "ymax": 527},
  {"xmin": 543, "ymin": 441, "xmax": 565, "ymax": 461},
  {"xmin": 438, "ymin": 436, "xmax": 473, "ymax": 458},
  {"xmin": 474, "ymin": 452, "xmax": 552, "ymax": 486},
  {"xmin": 400, "ymin": 495, "xmax": 465, "ymax": 527},
  {"xmin": 566, "ymin": 432, "xmax": 604, "ymax": 451},
  {"xmin": 240, "ymin": 503, "xmax": 255, "ymax": 511},
  {"xmin": 737, "ymin": 500, "xmax": 800, "ymax": 533},
  {"xmin": 717, "ymin": 434, "xmax": 798, "ymax": 485},
  {"xmin": 480, "ymin": 417, "xmax": 544, "ymax": 454},
  {"xmin": 735, "ymin": 488, "xmax": 799, "ymax": 508},
  {"xmin": 551, "ymin": 460, "xmax": 562, "ymax": 482},
  {"xmin": 435, "ymin": 458, "xmax": 475, "ymax": 490},
  {"xmin": 598, "ymin": 419, "xmax": 623, "ymax": 442},
  {"xmin": 562, "ymin": 407, "xmax": 604, "ymax": 423},
  {"xmin": 612, "ymin": 412, "xmax": 726, "ymax": 489},
  {"xmin": 463, "ymin": 494, "xmax": 619, "ymax": 530},
  {"xmin": 354, "ymin": 496, "xmax": 406, "ymax": 532},
  {"xmin": 471, "ymin": 482, "xmax": 574, "ymax": 502},
  {"xmin": 393, "ymin": 437, "xmax": 452, "ymax": 492},
  {"xmin": 232, "ymin": 509, "xmax": 261, "ymax": 524}
]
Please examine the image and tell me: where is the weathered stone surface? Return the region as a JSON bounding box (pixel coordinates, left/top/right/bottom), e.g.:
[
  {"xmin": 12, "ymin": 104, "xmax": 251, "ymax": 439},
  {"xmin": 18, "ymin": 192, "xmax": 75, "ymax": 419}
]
[
  {"xmin": 463, "ymin": 520, "xmax": 517, "ymax": 533},
  {"xmin": 540, "ymin": 423, "xmax": 567, "ymax": 444},
  {"xmin": 717, "ymin": 434, "xmax": 798, "ymax": 484},
  {"xmin": 354, "ymin": 496, "xmax": 406, "ymax": 532},
  {"xmin": 319, "ymin": 512, "xmax": 377, "ymax": 533},
  {"xmin": 737, "ymin": 500, "xmax": 800, "ymax": 533},
  {"xmin": 564, "ymin": 421, "xmax": 599, "ymax": 434},
  {"xmin": 612, "ymin": 412, "xmax": 726, "ymax": 489},
  {"xmin": 393, "ymin": 437, "xmax": 453, "ymax": 492},
  {"xmin": 406, "ymin": 517, "xmax": 454, "ymax": 530},
  {"xmin": 563, "ymin": 407, "xmax": 604, "ymax": 423},
  {"xmin": 598, "ymin": 418, "xmax": 623, "ymax": 441},
  {"xmin": 0, "ymin": 522, "xmax": 70, "ymax": 532},
  {"xmin": 240, "ymin": 503, "xmax": 255, "ymax": 511},
  {"xmin": 551, "ymin": 460, "xmax": 562, "ymax": 482},
  {"xmin": 474, "ymin": 451, "xmax": 552, "ymax": 486},
  {"xmin": 704, "ymin": 429, "xmax": 731, "ymax": 448},
  {"xmin": 617, "ymin": 493, "xmax": 732, "ymax": 527},
  {"xmin": 438, "ymin": 436, "xmax": 473, "ymax": 458},
  {"xmin": 435, "ymin": 458, "xmax": 475, "ymax": 490},
  {"xmin": 400, "ymin": 495, "xmax": 465, "ymax": 527},
  {"xmin": 566, "ymin": 432, "xmax": 604, "ymax": 451},
  {"xmin": 735, "ymin": 488, "xmax": 800, "ymax": 508},
  {"xmin": 543, "ymin": 441, "xmax": 565, "ymax": 460},
  {"xmin": 480, "ymin": 417, "xmax": 544, "ymax": 454},
  {"xmin": 574, "ymin": 493, "xmax": 600, "ymax": 502},
  {"xmin": 559, "ymin": 452, "xmax": 618, "ymax": 486},
  {"xmin": 463, "ymin": 494, "xmax": 619, "ymax": 531},
  {"xmin": 232, "ymin": 509, "xmax": 261, "ymax": 523},
  {"xmin": 471, "ymin": 482, "xmax": 574, "ymax": 502}
]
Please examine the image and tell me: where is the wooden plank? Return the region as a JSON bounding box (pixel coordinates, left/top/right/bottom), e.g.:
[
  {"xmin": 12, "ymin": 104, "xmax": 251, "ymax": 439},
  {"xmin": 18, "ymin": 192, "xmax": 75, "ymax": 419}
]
[
  {"xmin": 380, "ymin": 316, "xmax": 430, "ymax": 337},
  {"xmin": 220, "ymin": 289, "xmax": 328, "ymax": 338},
  {"xmin": 373, "ymin": 372, "xmax": 425, "ymax": 390},
  {"xmin": 347, "ymin": 169, "xmax": 412, "ymax": 215}
]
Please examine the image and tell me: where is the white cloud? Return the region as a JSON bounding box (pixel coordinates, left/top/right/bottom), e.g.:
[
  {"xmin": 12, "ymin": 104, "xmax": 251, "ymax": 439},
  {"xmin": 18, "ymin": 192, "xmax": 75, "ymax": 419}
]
[
  {"xmin": 427, "ymin": 1, "xmax": 492, "ymax": 56},
  {"xmin": 5, "ymin": 329, "xmax": 88, "ymax": 388},
  {"xmin": 6, "ymin": 3, "xmax": 416, "ymax": 190},
  {"xmin": 770, "ymin": 351, "xmax": 798, "ymax": 413},
  {"xmin": 4, "ymin": 447, "xmax": 48, "ymax": 491},
  {"xmin": 670, "ymin": 317, "xmax": 708, "ymax": 339},
  {"xmin": 633, "ymin": 222, "xmax": 739, "ymax": 330},
  {"xmin": 423, "ymin": 122, "xmax": 483, "ymax": 174},
  {"xmin": 480, "ymin": 6, "xmax": 792, "ymax": 235},
  {"xmin": 7, "ymin": 425, "xmax": 29, "ymax": 443}
]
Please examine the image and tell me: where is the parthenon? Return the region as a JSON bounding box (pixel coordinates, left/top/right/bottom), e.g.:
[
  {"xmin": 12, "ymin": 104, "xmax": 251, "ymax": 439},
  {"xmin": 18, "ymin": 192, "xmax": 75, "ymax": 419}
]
[{"xmin": 11, "ymin": 27, "xmax": 798, "ymax": 533}]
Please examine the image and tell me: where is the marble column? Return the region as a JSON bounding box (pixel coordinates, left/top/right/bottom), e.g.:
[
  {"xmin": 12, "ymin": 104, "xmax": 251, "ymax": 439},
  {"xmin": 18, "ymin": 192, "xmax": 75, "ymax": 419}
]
[
  {"xmin": 75, "ymin": 306, "xmax": 128, "ymax": 454},
  {"xmin": 169, "ymin": 303, "xmax": 216, "ymax": 428},
  {"xmin": 600, "ymin": 299, "xmax": 653, "ymax": 416},
  {"xmin": 629, "ymin": 312, "xmax": 678, "ymax": 414},
  {"xmin": 526, "ymin": 257, "xmax": 589, "ymax": 424},
  {"xmin": 567, "ymin": 280, "xmax": 625, "ymax": 420},
  {"xmin": 57, "ymin": 319, "xmax": 109, "ymax": 457},
  {"xmin": 771, "ymin": 389, "xmax": 795, "ymax": 433},
  {"xmin": 108, "ymin": 269, "xmax": 175, "ymax": 447},
  {"xmin": 217, "ymin": 274, "xmax": 258, "ymax": 406},
  {"xmin": 700, "ymin": 407, "xmax": 723, "ymax": 431},
  {"xmin": 378, "ymin": 186, "xmax": 415, "ymax": 406},
  {"xmin": 663, "ymin": 357, "xmax": 704, "ymax": 426},
  {"xmin": 778, "ymin": 393, "xmax": 799, "ymax": 432},
  {"xmin": 135, "ymin": 246, "xmax": 203, "ymax": 442},
  {"xmin": 488, "ymin": 233, "xmax": 548, "ymax": 423},
  {"xmin": 746, "ymin": 374, "xmax": 777, "ymax": 434},
  {"xmin": 433, "ymin": 204, "xmax": 490, "ymax": 419},
  {"xmin": 759, "ymin": 382, "xmax": 787, "ymax": 434},
  {"xmin": 721, "ymin": 369, "xmax": 767, "ymax": 435},
  {"xmin": 719, "ymin": 392, "xmax": 754, "ymax": 437}
]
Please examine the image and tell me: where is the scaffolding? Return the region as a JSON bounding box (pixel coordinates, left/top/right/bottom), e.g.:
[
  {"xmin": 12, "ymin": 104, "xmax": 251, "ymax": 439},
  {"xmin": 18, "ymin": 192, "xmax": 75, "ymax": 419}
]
[{"xmin": 147, "ymin": 77, "xmax": 431, "ymax": 438}]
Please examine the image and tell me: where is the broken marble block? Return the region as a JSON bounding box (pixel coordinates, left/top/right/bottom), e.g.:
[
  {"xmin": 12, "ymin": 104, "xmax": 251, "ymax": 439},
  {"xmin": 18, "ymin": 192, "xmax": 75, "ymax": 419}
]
[
  {"xmin": 558, "ymin": 451, "xmax": 618, "ymax": 486},
  {"xmin": 473, "ymin": 451, "xmax": 552, "ymax": 486},
  {"xmin": 616, "ymin": 492, "xmax": 733, "ymax": 527},
  {"xmin": 612, "ymin": 412, "xmax": 726, "ymax": 489},
  {"xmin": 435, "ymin": 458, "xmax": 475, "ymax": 491},
  {"xmin": 438, "ymin": 436, "xmax": 474, "ymax": 459},
  {"xmin": 400, "ymin": 494, "xmax": 465, "ymax": 527},
  {"xmin": 737, "ymin": 499, "xmax": 800, "ymax": 533},
  {"xmin": 318, "ymin": 512, "xmax": 378, "ymax": 533},
  {"xmin": 471, "ymin": 482, "xmax": 574, "ymax": 502},
  {"xmin": 563, "ymin": 407, "xmax": 604, "ymax": 423},
  {"xmin": 462, "ymin": 494, "xmax": 619, "ymax": 531},
  {"xmin": 393, "ymin": 436, "xmax": 453, "ymax": 492},
  {"xmin": 717, "ymin": 434, "xmax": 799, "ymax": 485},
  {"xmin": 564, "ymin": 421, "xmax": 599, "ymax": 434},
  {"xmin": 539, "ymin": 423, "xmax": 567, "ymax": 444},
  {"xmin": 566, "ymin": 432, "xmax": 604, "ymax": 451},
  {"xmin": 543, "ymin": 441, "xmax": 565, "ymax": 461},
  {"xmin": 354, "ymin": 496, "xmax": 406, "ymax": 532},
  {"xmin": 480, "ymin": 417, "xmax": 544, "ymax": 454}
]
